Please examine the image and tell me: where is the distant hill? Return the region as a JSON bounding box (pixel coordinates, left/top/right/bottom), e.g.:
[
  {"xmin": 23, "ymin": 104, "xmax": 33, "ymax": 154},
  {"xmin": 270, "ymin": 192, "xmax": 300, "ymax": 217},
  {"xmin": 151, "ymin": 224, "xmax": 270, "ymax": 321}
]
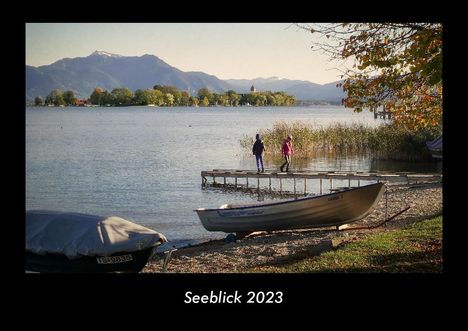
[
  {"xmin": 226, "ymin": 77, "xmax": 345, "ymax": 103},
  {"xmin": 26, "ymin": 51, "xmax": 233, "ymax": 100},
  {"xmin": 26, "ymin": 51, "xmax": 346, "ymax": 103}
]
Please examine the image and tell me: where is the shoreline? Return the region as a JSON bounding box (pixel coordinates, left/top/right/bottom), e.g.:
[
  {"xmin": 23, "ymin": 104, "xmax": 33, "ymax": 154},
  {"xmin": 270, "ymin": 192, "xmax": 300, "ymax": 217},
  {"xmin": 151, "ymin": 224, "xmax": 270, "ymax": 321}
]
[{"xmin": 143, "ymin": 182, "xmax": 443, "ymax": 273}]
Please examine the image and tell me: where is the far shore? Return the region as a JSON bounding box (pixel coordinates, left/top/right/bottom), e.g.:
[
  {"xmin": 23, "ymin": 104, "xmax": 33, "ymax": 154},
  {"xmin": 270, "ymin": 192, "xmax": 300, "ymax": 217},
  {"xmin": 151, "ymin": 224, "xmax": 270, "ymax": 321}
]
[
  {"xmin": 143, "ymin": 182, "xmax": 442, "ymax": 273},
  {"xmin": 26, "ymin": 102, "xmax": 341, "ymax": 108}
]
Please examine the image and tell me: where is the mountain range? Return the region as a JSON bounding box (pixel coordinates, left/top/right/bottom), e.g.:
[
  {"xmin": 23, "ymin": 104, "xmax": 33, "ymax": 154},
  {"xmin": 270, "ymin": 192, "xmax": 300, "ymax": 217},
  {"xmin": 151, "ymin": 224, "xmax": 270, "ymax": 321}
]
[{"xmin": 26, "ymin": 51, "xmax": 345, "ymax": 102}]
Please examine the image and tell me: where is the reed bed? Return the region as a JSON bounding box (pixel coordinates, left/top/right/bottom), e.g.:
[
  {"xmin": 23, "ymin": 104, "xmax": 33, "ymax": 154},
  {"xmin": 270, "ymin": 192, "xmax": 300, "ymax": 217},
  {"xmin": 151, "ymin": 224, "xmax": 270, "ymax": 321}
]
[{"xmin": 240, "ymin": 121, "xmax": 441, "ymax": 161}]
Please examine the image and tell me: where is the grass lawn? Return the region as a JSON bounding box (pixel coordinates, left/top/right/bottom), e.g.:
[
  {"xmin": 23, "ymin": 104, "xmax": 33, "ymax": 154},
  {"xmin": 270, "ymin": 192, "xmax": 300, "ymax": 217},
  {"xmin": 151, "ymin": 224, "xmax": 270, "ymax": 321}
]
[{"xmin": 252, "ymin": 215, "xmax": 443, "ymax": 273}]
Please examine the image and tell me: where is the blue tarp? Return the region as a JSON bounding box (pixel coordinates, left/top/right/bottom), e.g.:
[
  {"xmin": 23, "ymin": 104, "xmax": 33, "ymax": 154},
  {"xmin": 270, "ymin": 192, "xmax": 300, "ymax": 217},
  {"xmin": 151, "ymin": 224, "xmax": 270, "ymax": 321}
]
[{"xmin": 426, "ymin": 136, "xmax": 442, "ymax": 151}]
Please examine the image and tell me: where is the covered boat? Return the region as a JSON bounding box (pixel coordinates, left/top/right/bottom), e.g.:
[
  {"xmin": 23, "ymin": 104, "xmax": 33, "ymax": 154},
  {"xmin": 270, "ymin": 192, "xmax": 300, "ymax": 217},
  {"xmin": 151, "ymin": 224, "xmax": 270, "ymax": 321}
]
[
  {"xmin": 26, "ymin": 210, "xmax": 167, "ymax": 273},
  {"xmin": 195, "ymin": 182, "xmax": 385, "ymax": 233},
  {"xmin": 426, "ymin": 136, "xmax": 442, "ymax": 159}
]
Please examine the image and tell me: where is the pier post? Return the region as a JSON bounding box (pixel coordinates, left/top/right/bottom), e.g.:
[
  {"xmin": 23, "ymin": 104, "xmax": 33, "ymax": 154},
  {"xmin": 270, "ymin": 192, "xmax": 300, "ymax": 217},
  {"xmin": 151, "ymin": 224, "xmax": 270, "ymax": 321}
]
[
  {"xmin": 269, "ymin": 177, "xmax": 272, "ymax": 193},
  {"xmin": 257, "ymin": 177, "xmax": 260, "ymax": 190},
  {"xmin": 304, "ymin": 179, "xmax": 307, "ymax": 195},
  {"xmin": 235, "ymin": 177, "xmax": 237, "ymax": 189},
  {"xmin": 224, "ymin": 177, "xmax": 226, "ymax": 188},
  {"xmin": 280, "ymin": 178, "xmax": 282, "ymax": 195},
  {"xmin": 348, "ymin": 179, "xmax": 351, "ymax": 188},
  {"xmin": 330, "ymin": 178, "xmax": 333, "ymax": 192},
  {"xmin": 294, "ymin": 177, "xmax": 296, "ymax": 196},
  {"xmin": 320, "ymin": 178, "xmax": 323, "ymax": 194},
  {"xmin": 246, "ymin": 177, "xmax": 249, "ymax": 189}
]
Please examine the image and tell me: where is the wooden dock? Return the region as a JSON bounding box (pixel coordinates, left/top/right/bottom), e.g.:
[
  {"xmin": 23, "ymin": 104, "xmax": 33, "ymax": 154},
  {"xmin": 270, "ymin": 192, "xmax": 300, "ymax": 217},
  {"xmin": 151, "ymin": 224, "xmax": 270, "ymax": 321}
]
[{"xmin": 201, "ymin": 169, "xmax": 442, "ymax": 195}]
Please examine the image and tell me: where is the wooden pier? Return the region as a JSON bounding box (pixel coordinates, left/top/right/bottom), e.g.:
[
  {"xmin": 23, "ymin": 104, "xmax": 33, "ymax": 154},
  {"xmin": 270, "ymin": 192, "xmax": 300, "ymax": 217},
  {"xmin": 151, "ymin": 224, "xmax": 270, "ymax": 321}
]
[{"xmin": 201, "ymin": 169, "xmax": 442, "ymax": 196}]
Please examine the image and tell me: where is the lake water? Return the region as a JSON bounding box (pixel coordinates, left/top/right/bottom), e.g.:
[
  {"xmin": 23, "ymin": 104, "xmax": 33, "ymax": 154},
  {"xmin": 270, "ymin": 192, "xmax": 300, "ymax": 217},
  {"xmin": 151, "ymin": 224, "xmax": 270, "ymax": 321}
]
[{"xmin": 26, "ymin": 106, "xmax": 440, "ymax": 245}]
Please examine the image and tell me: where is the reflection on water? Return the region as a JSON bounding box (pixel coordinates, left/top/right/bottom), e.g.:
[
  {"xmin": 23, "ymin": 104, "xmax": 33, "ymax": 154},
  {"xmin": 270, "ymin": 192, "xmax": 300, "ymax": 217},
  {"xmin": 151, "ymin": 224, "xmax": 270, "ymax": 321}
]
[
  {"xmin": 239, "ymin": 153, "xmax": 441, "ymax": 173},
  {"xmin": 370, "ymin": 158, "xmax": 442, "ymax": 173}
]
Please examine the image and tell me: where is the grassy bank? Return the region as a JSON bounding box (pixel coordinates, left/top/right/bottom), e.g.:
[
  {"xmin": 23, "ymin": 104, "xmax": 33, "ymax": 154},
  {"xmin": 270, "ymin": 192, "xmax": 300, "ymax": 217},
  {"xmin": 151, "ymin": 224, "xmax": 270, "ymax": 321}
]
[
  {"xmin": 241, "ymin": 121, "xmax": 441, "ymax": 161},
  {"xmin": 252, "ymin": 215, "xmax": 442, "ymax": 273}
]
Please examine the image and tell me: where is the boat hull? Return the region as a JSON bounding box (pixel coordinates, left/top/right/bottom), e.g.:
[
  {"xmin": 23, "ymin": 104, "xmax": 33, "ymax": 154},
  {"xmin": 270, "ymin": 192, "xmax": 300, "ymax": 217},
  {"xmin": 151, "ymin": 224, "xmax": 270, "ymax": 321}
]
[
  {"xmin": 426, "ymin": 136, "xmax": 442, "ymax": 159},
  {"xmin": 195, "ymin": 183, "xmax": 385, "ymax": 232},
  {"xmin": 25, "ymin": 247, "xmax": 154, "ymax": 273}
]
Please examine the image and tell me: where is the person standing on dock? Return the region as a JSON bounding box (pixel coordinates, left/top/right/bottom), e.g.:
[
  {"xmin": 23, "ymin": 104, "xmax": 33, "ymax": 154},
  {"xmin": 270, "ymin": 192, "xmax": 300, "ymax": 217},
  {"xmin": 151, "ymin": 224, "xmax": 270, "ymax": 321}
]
[
  {"xmin": 252, "ymin": 133, "xmax": 266, "ymax": 173},
  {"xmin": 280, "ymin": 135, "xmax": 294, "ymax": 172}
]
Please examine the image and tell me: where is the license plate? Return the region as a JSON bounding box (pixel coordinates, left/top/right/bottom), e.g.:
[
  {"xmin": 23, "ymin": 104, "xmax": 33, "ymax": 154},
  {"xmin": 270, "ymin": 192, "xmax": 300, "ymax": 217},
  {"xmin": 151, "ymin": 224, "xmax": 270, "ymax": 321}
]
[{"xmin": 96, "ymin": 254, "xmax": 133, "ymax": 264}]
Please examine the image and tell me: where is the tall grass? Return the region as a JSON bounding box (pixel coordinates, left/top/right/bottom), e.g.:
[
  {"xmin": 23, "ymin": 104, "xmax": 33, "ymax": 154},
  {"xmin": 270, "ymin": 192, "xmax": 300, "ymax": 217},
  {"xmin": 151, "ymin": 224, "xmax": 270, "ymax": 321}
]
[{"xmin": 240, "ymin": 121, "xmax": 441, "ymax": 161}]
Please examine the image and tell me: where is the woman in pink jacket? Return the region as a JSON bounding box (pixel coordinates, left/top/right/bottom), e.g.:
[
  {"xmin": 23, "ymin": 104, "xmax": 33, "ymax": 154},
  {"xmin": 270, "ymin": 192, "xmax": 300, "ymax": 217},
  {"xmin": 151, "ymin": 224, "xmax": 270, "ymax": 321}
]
[{"xmin": 280, "ymin": 135, "xmax": 294, "ymax": 172}]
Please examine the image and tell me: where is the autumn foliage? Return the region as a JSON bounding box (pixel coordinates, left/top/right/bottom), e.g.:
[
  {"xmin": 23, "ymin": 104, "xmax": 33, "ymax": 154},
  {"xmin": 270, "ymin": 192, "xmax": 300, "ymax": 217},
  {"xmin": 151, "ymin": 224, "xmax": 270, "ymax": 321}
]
[{"xmin": 300, "ymin": 23, "xmax": 442, "ymax": 131}]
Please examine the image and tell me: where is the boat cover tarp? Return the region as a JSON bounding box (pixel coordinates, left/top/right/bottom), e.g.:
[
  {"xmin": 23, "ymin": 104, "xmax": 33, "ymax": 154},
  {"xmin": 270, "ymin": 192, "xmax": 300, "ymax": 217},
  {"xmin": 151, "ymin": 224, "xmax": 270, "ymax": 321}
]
[
  {"xmin": 426, "ymin": 136, "xmax": 442, "ymax": 150},
  {"xmin": 26, "ymin": 210, "xmax": 167, "ymax": 259}
]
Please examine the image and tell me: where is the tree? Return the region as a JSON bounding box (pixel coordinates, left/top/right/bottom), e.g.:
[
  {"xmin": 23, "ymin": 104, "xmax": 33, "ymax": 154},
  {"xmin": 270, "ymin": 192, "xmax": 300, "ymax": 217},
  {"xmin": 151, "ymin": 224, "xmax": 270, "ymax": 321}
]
[
  {"xmin": 152, "ymin": 89, "xmax": 165, "ymax": 106},
  {"xmin": 199, "ymin": 96, "xmax": 209, "ymax": 107},
  {"xmin": 180, "ymin": 91, "xmax": 191, "ymax": 106},
  {"xmin": 90, "ymin": 87, "xmax": 108, "ymax": 105},
  {"xmin": 45, "ymin": 89, "xmax": 65, "ymax": 106},
  {"xmin": 153, "ymin": 85, "xmax": 182, "ymax": 104},
  {"xmin": 226, "ymin": 90, "xmax": 240, "ymax": 106},
  {"xmin": 110, "ymin": 88, "xmax": 133, "ymax": 105},
  {"xmin": 188, "ymin": 96, "xmax": 199, "ymax": 107},
  {"xmin": 34, "ymin": 96, "xmax": 43, "ymax": 106},
  {"xmin": 197, "ymin": 88, "xmax": 213, "ymax": 104},
  {"xmin": 163, "ymin": 93, "xmax": 174, "ymax": 106},
  {"xmin": 63, "ymin": 90, "xmax": 77, "ymax": 106},
  {"xmin": 298, "ymin": 23, "xmax": 442, "ymax": 130},
  {"xmin": 133, "ymin": 89, "xmax": 149, "ymax": 105}
]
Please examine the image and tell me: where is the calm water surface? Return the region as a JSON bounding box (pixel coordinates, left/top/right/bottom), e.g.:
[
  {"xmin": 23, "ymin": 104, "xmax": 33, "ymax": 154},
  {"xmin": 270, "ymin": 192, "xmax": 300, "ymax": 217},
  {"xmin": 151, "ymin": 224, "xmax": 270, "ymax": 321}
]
[{"xmin": 26, "ymin": 106, "xmax": 440, "ymax": 245}]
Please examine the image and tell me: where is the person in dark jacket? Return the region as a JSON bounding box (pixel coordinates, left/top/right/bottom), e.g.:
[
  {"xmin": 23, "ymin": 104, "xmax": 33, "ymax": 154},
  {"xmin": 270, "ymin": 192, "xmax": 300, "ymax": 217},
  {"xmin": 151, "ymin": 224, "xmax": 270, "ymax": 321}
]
[{"xmin": 252, "ymin": 133, "xmax": 266, "ymax": 173}]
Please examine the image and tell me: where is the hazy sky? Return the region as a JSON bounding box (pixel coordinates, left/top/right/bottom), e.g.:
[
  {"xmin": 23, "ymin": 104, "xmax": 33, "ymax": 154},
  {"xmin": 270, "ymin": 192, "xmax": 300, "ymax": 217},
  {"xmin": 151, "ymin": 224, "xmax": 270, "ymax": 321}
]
[{"xmin": 26, "ymin": 23, "xmax": 343, "ymax": 85}]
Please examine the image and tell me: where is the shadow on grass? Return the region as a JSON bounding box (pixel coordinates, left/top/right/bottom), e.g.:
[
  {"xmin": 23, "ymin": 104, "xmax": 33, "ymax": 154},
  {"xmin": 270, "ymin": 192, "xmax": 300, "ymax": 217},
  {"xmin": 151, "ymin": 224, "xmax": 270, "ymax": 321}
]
[
  {"xmin": 291, "ymin": 247, "xmax": 441, "ymax": 273},
  {"xmin": 254, "ymin": 237, "xmax": 442, "ymax": 273}
]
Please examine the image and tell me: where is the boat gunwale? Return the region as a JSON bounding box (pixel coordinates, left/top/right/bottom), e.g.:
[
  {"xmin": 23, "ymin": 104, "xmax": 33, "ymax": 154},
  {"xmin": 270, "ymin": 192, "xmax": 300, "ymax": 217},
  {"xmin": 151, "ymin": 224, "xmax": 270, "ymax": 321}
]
[{"xmin": 195, "ymin": 182, "xmax": 384, "ymax": 212}]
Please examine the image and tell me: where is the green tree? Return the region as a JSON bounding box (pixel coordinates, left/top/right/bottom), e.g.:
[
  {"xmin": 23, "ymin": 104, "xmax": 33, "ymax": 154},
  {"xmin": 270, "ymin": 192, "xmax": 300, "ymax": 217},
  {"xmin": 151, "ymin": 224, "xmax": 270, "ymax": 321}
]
[
  {"xmin": 200, "ymin": 96, "xmax": 209, "ymax": 107},
  {"xmin": 251, "ymin": 93, "xmax": 267, "ymax": 106},
  {"xmin": 217, "ymin": 94, "xmax": 230, "ymax": 106},
  {"xmin": 298, "ymin": 23, "xmax": 442, "ymax": 130},
  {"xmin": 240, "ymin": 93, "xmax": 253, "ymax": 106},
  {"xmin": 34, "ymin": 96, "xmax": 43, "ymax": 106},
  {"xmin": 63, "ymin": 90, "xmax": 77, "ymax": 106},
  {"xmin": 90, "ymin": 87, "xmax": 108, "ymax": 105},
  {"xmin": 152, "ymin": 89, "xmax": 165, "ymax": 106},
  {"xmin": 111, "ymin": 88, "xmax": 133, "ymax": 105},
  {"xmin": 210, "ymin": 93, "xmax": 220, "ymax": 106},
  {"xmin": 180, "ymin": 91, "xmax": 190, "ymax": 106},
  {"xmin": 153, "ymin": 85, "xmax": 181, "ymax": 103},
  {"xmin": 45, "ymin": 89, "xmax": 65, "ymax": 106},
  {"xmin": 197, "ymin": 88, "xmax": 213, "ymax": 104},
  {"xmin": 226, "ymin": 90, "xmax": 240, "ymax": 106},
  {"xmin": 163, "ymin": 93, "xmax": 175, "ymax": 106},
  {"xmin": 133, "ymin": 89, "xmax": 149, "ymax": 105},
  {"xmin": 188, "ymin": 96, "xmax": 199, "ymax": 106}
]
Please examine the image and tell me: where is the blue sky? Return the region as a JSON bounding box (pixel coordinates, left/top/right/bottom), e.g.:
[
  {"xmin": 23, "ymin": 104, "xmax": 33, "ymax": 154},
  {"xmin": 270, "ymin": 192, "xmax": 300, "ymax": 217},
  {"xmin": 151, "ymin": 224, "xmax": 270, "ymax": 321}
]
[{"xmin": 26, "ymin": 23, "xmax": 343, "ymax": 85}]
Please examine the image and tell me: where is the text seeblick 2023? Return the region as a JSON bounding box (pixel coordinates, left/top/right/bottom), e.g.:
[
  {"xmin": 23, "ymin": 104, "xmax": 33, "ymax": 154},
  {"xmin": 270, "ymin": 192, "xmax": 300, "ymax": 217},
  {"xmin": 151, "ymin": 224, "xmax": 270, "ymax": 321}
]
[{"xmin": 184, "ymin": 290, "xmax": 283, "ymax": 304}]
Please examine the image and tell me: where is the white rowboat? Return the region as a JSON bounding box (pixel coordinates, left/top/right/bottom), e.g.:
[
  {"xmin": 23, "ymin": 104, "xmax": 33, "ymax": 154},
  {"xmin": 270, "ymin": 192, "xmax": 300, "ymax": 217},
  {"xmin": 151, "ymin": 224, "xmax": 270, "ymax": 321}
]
[{"xmin": 195, "ymin": 183, "xmax": 386, "ymax": 233}]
